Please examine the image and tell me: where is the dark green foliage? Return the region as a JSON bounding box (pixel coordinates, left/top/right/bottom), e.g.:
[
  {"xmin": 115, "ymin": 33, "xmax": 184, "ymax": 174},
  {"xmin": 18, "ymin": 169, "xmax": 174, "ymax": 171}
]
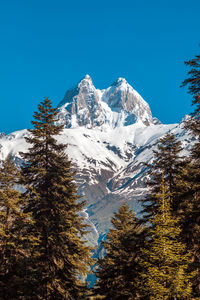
[
  {"xmin": 94, "ymin": 203, "xmax": 146, "ymax": 300},
  {"xmin": 181, "ymin": 55, "xmax": 200, "ymax": 119},
  {"xmin": 181, "ymin": 54, "xmax": 200, "ymax": 297},
  {"xmin": 0, "ymin": 157, "xmax": 34, "ymax": 299},
  {"xmin": 182, "ymin": 55, "xmax": 200, "ymax": 172},
  {"xmin": 141, "ymin": 133, "xmax": 184, "ymax": 223},
  {"xmin": 140, "ymin": 176, "xmax": 193, "ymax": 300},
  {"xmin": 20, "ymin": 98, "xmax": 92, "ymax": 299}
]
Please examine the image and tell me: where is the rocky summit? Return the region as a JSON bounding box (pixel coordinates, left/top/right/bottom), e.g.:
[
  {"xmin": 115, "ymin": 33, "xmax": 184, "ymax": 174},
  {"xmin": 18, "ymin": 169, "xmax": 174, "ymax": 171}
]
[
  {"xmin": 57, "ymin": 75, "xmax": 153, "ymax": 129},
  {"xmin": 0, "ymin": 76, "xmax": 195, "ymax": 247}
]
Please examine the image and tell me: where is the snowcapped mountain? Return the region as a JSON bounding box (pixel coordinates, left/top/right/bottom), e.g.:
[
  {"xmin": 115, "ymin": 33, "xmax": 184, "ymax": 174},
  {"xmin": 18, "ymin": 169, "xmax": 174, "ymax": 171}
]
[
  {"xmin": 57, "ymin": 75, "xmax": 153, "ymax": 129},
  {"xmin": 0, "ymin": 76, "xmax": 195, "ymax": 246}
]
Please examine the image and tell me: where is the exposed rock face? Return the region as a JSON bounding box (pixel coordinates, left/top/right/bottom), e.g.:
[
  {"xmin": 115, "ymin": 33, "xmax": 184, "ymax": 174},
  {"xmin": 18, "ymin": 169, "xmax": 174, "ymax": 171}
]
[
  {"xmin": 0, "ymin": 132, "xmax": 5, "ymax": 138},
  {"xmin": 102, "ymin": 77, "xmax": 153, "ymax": 126},
  {"xmin": 58, "ymin": 75, "xmax": 103, "ymax": 128},
  {"xmin": 57, "ymin": 75, "xmax": 153, "ymax": 129}
]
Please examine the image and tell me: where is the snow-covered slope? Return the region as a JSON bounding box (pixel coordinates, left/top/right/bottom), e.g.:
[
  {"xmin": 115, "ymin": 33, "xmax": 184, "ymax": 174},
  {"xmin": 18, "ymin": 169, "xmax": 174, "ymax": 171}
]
[{"xmin": 0, "ymin": 76, "xmax": 195, "ymax": 246}]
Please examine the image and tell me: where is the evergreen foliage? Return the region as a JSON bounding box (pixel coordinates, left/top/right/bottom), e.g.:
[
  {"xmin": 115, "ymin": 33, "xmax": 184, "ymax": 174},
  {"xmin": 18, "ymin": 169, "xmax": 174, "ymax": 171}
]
[
  {"xmin": 141, "ymin": 133, "xmax": 184, "ymax": 222},
  {"xmin": 181, "ymin": 54, "xmax": 200, "ymax": 297},
  {"xmin": 94, "ymin": 203, "xmax": 145, "ymax": 300},
  {"xmin": 182, "ymin": 54, "xmax": 200, "ymax": 122},
  {"xmin": 20, "ymin": 98, "xmax": 92, "ymax": 299},
  {"xmin": 0, "ymin": 157, "xmax": 34, "ymax": 299},
  {"xmin": 140, "ymin": 175, "xmax": 193, "ymax": 300}
]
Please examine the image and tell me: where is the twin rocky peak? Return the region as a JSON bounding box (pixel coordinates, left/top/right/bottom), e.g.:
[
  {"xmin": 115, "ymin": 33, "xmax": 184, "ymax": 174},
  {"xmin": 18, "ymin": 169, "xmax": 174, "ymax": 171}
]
[{"xmin": 57, "ymin": 75, "xmax": 157, "ymax": 129}]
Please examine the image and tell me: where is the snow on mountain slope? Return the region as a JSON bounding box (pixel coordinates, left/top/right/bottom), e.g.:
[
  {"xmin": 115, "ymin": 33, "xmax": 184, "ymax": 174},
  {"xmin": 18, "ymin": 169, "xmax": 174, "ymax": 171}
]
[
  {"xmin": 0, "ymin": 76, "xmax": 195, "ymax": 246},
  {"xmin": 57, "ymin": 75, "xmax": 153, "ymax": 129},
  {"xmin": 0, "ymin": 121, "xmax": 194, "ymax": 242}
]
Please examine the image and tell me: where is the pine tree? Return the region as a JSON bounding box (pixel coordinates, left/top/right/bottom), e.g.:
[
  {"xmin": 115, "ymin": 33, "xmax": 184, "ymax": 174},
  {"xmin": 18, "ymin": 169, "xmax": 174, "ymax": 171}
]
[
  {"xmin": 140, "ymin": 175, "xmax": 193, "ymax": 300},
  {"xmin": 0, "ymin": 157, "xmax": 34, "ymax": 299},
  {"xmin": 141, "ymin": 132, "xmax": 184, "ymax": 223},
  {"xmin": 94, "ymin": 203, "xmax": 146, "ymax": 300},
  {"xmin": 181, "ymin": 54, "xmax": 200, "ymax": 297},
  {"xmin": 20, "ymin": 98, "xmax": 92, "ymax": 299},
  {"xmin": 181, "ymin": 54, "xmax": 200, "ymax": 124}
]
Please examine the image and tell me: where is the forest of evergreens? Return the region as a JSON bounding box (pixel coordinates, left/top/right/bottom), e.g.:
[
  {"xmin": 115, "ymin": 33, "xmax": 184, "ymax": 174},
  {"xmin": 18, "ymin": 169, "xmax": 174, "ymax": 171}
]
[{"xmin": 0, "ymin": 55, "xmax": 200, "ymax": 299}]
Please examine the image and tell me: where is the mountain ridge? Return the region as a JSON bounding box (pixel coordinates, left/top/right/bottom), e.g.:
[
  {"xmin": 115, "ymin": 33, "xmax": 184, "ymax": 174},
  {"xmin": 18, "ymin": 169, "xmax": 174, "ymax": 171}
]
[{"xmin": 57, "ymin": 75, "xmax": 153, "ymax": 129}]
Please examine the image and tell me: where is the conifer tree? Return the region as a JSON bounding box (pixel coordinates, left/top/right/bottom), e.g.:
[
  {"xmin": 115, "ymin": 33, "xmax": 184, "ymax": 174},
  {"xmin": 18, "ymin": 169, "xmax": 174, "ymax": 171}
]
[
  {"xmin": 141, "ymin": 132, "xmax": 184, "ymax": 222},
  {"xmin": 0, "ymin": 157, "xmax": 33, "ymax": 299},
  {"xmin": 94, "ymin": 203, "xmax": 145, "ymax": 300},
  {"xmin": 20, "ymin": 98, "xmax": 92, "ymax": 299},
  {"xmin": 181, "ymin": 54, "xmax": 200, "ymax": 297},
  {"xmin": 140, "ymin": 175, "xmax": 193, "ymax": 300}
]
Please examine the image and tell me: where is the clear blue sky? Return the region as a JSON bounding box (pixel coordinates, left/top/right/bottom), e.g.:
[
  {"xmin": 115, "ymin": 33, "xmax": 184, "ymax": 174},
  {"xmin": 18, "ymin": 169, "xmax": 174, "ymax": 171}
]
[{"xmin": 0, "ymin": 0, "xmax": 199, "ymax": 133}]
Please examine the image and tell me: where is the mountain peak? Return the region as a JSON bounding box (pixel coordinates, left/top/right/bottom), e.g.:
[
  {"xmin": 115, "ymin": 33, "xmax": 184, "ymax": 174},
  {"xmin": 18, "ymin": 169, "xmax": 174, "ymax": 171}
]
[
  {"xmin": 84, "ymin": 74, "xmax": 92, "ymax": 80},
  {"xmin": 113, "ymin": 77, "xmax": 127, "ymax": 85},
  {"xmin": 79, "ymin": 74, "xmax": 93, "ymax": 85},
  {"xmin": 57, "ymin": 76, "xmax": 154, "ymax": 129},
  {"xmin": 78, "ymin": 74, "xmax": 94, "ymax": 91}
]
